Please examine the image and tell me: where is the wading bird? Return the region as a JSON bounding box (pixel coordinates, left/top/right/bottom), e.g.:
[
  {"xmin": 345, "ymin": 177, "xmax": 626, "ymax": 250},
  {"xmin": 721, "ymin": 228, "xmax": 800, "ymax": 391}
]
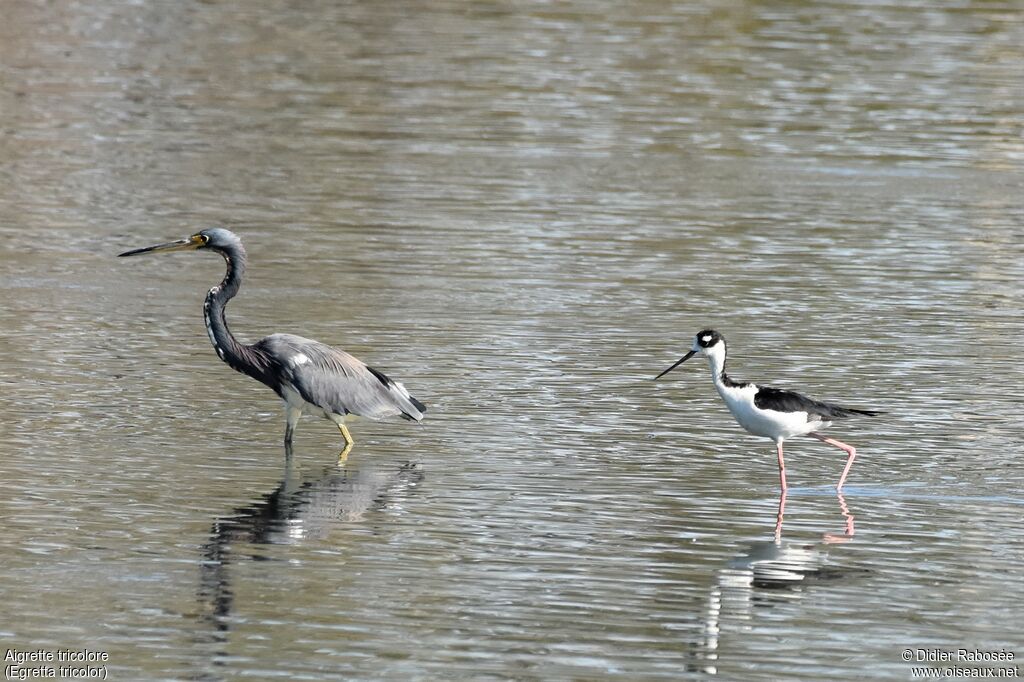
[
  {"xmin": 119, "ymin": 228, "xmax": 426, "ymax": 459},
  {"xmin": 655, "ymin": 329, "xmax": 878, "ymax": 491}
]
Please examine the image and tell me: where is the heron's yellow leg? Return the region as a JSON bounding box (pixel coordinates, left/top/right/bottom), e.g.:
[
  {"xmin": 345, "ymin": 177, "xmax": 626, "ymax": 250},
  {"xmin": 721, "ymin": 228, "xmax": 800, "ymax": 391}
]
[
  {"xmin": 338, "ymin": 441, "xmax": 353, "ymax": 465},
  {"xmin": 337, "ymin": 423, "xmax": 354, "ymax": 447},
  {"xmin": 336, "ymin": 423, "xmax": 354, "ymax": 464}
]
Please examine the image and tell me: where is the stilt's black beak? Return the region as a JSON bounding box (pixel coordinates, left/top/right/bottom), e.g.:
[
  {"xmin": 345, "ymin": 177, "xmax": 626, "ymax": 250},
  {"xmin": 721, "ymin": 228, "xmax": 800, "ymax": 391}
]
[
  {"xmin": 655, "ymin": 350, "xmax": 697, "ymax": 380},
  {"xmin": 118, "ymin": 234, "xmax": 203, "ymax": 257}
]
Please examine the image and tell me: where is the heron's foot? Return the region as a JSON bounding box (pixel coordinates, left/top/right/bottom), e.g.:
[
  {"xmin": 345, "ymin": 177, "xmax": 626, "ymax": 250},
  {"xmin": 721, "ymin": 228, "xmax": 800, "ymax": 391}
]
[
  {"xmin": 333, "ymin": 423, "xmax": 355, "ymax": 464},
  {"xmin": 336, "ymin": 423, "xmax": 355, "ymax": 447},
  {"xmin": 338, "ymin": 442, "xmax": 353, "ymax": 465}
]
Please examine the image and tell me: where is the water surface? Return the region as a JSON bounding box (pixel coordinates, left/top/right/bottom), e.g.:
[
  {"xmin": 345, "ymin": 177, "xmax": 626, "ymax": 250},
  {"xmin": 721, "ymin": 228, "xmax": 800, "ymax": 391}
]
[{"xmin": 1, "ymin": 1, "xmax": 1022, "ymax": 679}]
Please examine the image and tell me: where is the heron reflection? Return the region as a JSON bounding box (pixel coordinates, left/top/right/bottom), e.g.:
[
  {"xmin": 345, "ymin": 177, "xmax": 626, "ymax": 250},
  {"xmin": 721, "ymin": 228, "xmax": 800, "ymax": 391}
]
[{"xmin": 195, "ymin": 458, "xmax": 424, "ymax": 642}]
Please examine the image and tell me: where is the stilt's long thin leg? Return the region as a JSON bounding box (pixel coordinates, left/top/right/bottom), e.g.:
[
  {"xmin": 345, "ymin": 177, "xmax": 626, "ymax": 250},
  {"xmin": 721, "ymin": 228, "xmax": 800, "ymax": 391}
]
[
  {"xmin": 776, "ymin": 441, "xmax": 788, "ymax": 492},
  {"xmin": 808, "ymin": 432, "xmax": 857, "ymax": 490},
  {"xmin": 774, "ymin": 489, "xmax": 788, "ymax": 543}
]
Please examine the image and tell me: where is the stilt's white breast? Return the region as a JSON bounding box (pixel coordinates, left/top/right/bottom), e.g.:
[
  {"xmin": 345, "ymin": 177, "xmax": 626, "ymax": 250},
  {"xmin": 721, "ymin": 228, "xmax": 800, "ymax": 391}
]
[
  {"xmin": 716, "ymin": 383, "xmax": 821, "ymax": 441},
  {"xmin": 700, "ymin": 336, "xmax": 825, "ymax": 443}
]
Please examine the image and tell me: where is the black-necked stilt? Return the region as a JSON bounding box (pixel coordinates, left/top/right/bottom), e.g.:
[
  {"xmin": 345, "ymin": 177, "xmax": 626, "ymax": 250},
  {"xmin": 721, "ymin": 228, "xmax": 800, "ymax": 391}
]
[{"xmin": 655, "ymin": 329, "xmax": 879, "ymax": 491}]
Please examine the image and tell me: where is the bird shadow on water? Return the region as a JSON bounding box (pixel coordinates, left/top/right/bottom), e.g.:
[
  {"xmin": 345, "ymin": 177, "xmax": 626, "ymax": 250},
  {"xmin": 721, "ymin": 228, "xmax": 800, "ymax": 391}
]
[
  {"xmin": 187, "ymin": 453, "xmax": 424, "ymax": 680},
  {"xmin": 685, "ymin": 490, "xmax": 870, "ymax": 675}
]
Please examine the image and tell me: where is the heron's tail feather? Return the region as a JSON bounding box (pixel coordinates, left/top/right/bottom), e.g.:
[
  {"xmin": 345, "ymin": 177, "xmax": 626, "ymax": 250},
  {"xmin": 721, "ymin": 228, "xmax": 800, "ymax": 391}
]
[
  {"xmin": 397, "ymin": 393, "xmax": 427, "ymax": 421},
  {"xmin": 399, "ymin": 398, "xmax": 425, "ymax": 421},
  {"xmin": 389, "ymin": 382, "xmax": 425, "ymax": 421}
]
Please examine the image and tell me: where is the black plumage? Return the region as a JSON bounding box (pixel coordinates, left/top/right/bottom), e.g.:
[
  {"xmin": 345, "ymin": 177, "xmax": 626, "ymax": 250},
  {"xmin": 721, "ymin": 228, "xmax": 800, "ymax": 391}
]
[{"xmin": 753, "ymin": 385, "xmax": 880, "ymax": 420}]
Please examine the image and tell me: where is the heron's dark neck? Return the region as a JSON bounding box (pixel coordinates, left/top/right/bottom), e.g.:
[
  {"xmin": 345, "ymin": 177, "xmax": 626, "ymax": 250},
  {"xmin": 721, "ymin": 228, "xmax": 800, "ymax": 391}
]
[{"xmin": 203, "ymin": 246, "xmax": 270, "ymax": 385}]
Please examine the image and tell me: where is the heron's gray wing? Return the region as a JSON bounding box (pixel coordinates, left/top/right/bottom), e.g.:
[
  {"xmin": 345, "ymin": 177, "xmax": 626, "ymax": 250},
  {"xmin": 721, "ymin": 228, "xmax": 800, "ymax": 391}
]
[{"xmin": 256, "ymin": 334, "xmax": 426, "ymax": 421}]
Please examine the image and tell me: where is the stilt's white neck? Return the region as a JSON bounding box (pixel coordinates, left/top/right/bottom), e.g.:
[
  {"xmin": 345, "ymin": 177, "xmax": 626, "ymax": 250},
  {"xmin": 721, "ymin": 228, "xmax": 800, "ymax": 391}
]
[{"xmin": 704, "ymin": 342, "xmax": 728, "ymax": 388}]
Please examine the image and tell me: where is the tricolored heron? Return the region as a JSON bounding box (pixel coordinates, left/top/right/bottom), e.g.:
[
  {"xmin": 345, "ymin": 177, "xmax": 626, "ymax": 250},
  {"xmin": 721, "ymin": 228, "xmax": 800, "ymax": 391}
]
[
  {"xmin": 119, "ymin": 228, "xmax": 426, "ymax": 459},
  {"xmin": 656, "ymin": 329, "xmax": 878, "ymax": 491}
]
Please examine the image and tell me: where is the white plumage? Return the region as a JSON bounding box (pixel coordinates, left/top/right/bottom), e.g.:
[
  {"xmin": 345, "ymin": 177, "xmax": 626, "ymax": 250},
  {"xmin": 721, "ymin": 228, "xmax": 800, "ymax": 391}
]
[{"xmin": 657, "ymin": 329, "xmax": 879, "ymax": 491}]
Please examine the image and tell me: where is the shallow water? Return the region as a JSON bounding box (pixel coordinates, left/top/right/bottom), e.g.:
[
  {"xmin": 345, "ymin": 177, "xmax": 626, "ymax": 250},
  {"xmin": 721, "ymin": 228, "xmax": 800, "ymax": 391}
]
[{"xmin": 1, "ymin": 1, "xmax": 1022, "ymax": 680}]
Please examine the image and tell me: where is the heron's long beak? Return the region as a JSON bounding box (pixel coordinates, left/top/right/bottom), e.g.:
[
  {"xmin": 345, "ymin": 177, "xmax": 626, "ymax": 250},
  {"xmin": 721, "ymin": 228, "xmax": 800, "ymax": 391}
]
[
  {"xmin": 118, "ymin": 235, "xmax": 203, "ymax": 257},
  {"xmin": 655, "ymin": 349, "xmax": 697, "ymax": 380}
]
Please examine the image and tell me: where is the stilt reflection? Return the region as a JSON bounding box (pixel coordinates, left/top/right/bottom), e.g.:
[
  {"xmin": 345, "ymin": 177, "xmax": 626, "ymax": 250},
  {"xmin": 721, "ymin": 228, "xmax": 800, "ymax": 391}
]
[
  {"xmin": 775, "ymin": 490, "xmax": 856, "ymax": 543},
  {"xmin": 690, "ymin": 491, "xmax": 866, "ymax": 675}
]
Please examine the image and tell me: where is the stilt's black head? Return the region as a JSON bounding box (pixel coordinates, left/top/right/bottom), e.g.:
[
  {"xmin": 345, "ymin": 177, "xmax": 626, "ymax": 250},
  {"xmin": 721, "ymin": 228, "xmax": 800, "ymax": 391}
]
[
  {"xmin": 694, "ymin": 329, "xmax": 724, "ymax": 350},
  {"xmin": 657, "ymin": 329, "xmax": 717, "ymax": 380}
]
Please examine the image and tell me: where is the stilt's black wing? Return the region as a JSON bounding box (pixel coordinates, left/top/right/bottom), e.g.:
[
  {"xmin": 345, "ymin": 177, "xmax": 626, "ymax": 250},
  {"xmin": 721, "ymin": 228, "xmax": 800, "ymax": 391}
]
[{"xmin": 754, "ymin": 385, "xmax": 880, "ymax": 419}]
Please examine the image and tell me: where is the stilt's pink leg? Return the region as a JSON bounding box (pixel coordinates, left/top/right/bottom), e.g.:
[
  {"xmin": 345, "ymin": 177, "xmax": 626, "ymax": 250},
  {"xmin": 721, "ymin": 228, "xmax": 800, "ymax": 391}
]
[
  {"xmin": 808, "ymin": 432, "xmax": 857, "ymax": 490},
  {"xmin": 824, "ymin": 491, "xmax": 856, "ymax": 543},
  {"xmin": 774, "ymin": 489, "xmax": 787, "ymax": 543},
  {"xmin": 776, "ymin": 441, "xmax": 788, "ymax": 492},
  {"xmin": 837, "ymin": 491, "xmax": 855, "ymax": 537}
]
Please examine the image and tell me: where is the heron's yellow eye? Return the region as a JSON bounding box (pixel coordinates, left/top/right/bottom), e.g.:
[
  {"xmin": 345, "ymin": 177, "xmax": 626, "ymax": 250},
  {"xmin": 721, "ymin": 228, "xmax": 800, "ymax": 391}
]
[{"xmin": 194, "ymin": 233, "xmax": 209, "ymax": 245}]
